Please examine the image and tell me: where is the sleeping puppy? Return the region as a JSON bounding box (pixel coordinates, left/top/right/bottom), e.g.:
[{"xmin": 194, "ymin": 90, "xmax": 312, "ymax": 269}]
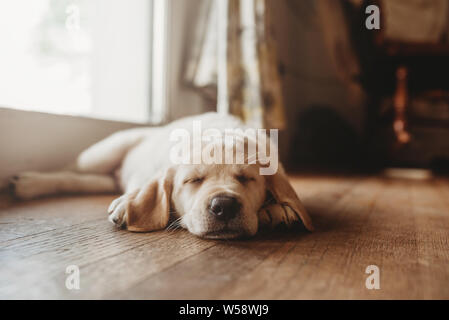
[{"xmin": 10, "ymin": 112, "xmax": 313, "ymax": 239}]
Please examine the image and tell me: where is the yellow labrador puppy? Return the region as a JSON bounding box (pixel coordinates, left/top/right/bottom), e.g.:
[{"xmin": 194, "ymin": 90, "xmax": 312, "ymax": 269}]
[{"xmin": 10, "ymin": 113, "xmax": 312, "ymax": 239}]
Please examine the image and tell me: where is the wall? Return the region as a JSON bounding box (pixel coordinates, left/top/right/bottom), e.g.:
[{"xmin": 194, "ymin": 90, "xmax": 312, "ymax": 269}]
[{"xmin": 0, "ymin": 108, "xmax": 141, "ymax": 189}]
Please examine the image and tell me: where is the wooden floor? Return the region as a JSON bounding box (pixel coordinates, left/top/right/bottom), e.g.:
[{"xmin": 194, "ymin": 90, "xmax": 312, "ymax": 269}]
[{"xmin": 1, "ymin": 174, "xmax": 449, "ymax": 299}]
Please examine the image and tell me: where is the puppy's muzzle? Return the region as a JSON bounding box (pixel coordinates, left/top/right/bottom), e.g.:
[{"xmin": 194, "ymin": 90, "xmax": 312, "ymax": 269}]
[{"xmin": 208, "ymin": 195, "xmax": 241, "ymax": 221}]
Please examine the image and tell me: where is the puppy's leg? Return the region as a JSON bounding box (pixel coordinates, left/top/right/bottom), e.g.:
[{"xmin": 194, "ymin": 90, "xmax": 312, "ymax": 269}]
[
  {"xmin": 107, "ymin": 192, "xmax": 136, "ymax": 227},
  {"xmin": 10, "ymin": 128, "xmax": 151, "ymax": 200},
  {"xmin": 77, "ymin": 128, "xmax": 151, "ymax": 174},
  {"xmin": 258, "ymin": 203, "xmax": 304, "ymax": 228},
  {"xmin": 10, "ymin": 171, "xmax": 118, "ymax": 200},
  {"xmin": 108, "ymin": 170, "xmax": 173, "ymax": 231}
]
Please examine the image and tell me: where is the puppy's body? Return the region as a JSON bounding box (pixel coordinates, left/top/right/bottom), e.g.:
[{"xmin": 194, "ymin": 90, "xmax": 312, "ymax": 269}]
[
  {"xmin": 11, "ymin": 113, "xmax": 312, "ymax": 239},
  {"xmin": 114, "ymin": 112, "xmax": 243, "ymax": 192}
]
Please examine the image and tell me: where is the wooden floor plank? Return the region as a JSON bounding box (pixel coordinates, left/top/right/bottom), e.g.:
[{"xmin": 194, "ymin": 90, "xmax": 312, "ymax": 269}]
[
  {"xmin": 0, "ymin": 195, "xmax": 117, "ymax": 242},
  {"xmin": 216, "ymin": 177, "xmax": 379, "ymax": 299},
  {"xmin": 113, "ymin": 176, "xmax": 365, "ymax": 299},
  {"xmin": 410, "ymin": 179, "xmax": 449, "ymax": 299},
  {"xmin": 1, "ymin": 175, "xmax": 448, "ymax": 299}
]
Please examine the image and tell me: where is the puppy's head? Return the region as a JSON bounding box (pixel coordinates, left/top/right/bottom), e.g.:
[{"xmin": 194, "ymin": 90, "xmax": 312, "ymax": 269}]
[
  {"xmin": 172, "ymin": 163, "xmax": 265, "ymax": 238},
  {"xmin": 126, "ymin": 133, "xmax": 313, "ymax": 239}
]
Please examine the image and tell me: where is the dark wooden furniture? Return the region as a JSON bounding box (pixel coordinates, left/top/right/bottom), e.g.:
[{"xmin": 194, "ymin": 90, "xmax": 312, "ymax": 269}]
[{"xmin": 352, "ymin": 0, "xmax": 449, "ymax": 168}]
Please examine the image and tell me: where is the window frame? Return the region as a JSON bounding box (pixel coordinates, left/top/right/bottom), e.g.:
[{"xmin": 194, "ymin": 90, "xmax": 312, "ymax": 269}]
[{"xmin": 0, "ymin": 0, "xmax": 170, "ymax": 125}]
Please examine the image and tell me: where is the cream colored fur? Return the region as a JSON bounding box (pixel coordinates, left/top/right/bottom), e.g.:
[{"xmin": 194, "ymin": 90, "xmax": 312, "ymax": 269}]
[{"xmin": 10, "ymin": 112, "xmax": 312, "ymax": 239}]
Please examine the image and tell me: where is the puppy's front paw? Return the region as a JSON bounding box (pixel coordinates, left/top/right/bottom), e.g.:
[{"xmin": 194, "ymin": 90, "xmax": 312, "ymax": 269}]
[
  {"xmin": 108, "ymin": 194, "xmax": 131, "ymax": 228},
  {"xmin": 9, "ymin": 172, "xmax": 45, "ymax": 200},
  {"xmin": 258, "ymin": 203, "xmax": 302, "ymax": 229}
]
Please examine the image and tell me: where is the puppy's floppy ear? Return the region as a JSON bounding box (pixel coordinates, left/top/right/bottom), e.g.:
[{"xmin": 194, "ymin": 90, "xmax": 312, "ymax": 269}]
[
  {"xmin": 263, "ymin": 166, "xmax": 313, "ymax": 231},
  {"xmin": 125, "ymin": 167, "xmax": 175, "ymax": 232}
]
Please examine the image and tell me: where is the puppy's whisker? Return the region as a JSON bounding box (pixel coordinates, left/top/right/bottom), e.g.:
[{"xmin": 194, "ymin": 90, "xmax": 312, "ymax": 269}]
[
  {"xmin": 244, "ymin": 152, "xmax": 259, "ymax": 164},
  {"xmin": 167, "ymin": 224, "xmax": 180, "ymax": 233},
  {"xmin": 166, "ymin": 222, "xmax": 180, "ymax": 232},
  {"xmin": 167, "ymin": 226, "xmax": 178, "ymax": 233},
  {"xmin": 166, "ymin": 217, "xmax": 183, "ymax": 232},
  {"xmin": 166, "ymin": 218, "xmax": 178, "ymax": 230}
]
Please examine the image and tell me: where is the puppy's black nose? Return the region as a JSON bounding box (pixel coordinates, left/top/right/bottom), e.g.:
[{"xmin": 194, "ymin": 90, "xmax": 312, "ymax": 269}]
[{"xmin": 208, "ymin": 196, "xmax": 241, "ymax": 221}]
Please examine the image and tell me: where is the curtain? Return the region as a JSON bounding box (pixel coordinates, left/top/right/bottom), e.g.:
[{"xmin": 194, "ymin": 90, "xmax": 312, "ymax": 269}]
[
  {"xmin": 184, "ymin": 0, "xmax": 286, "ymax": 129},
  {"xmin": 316, "ymin": 0, "xmax": 365, "ymax": 108}
]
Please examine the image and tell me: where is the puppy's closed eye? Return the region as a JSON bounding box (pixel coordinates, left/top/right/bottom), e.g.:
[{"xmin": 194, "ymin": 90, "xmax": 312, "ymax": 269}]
[
  {"xmin": 184, "ymin": 177, "xmax": 205, "ymax": 185},
  {"xmin": 235, "ymin": 174, "xmax": 256, "ymax": 184}
]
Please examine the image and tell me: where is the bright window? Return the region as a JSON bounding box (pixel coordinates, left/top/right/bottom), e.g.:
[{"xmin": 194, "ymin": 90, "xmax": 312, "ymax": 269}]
[{"xmin": 0, "ymin": 0, "xmax": 166, "ymax": 123}]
